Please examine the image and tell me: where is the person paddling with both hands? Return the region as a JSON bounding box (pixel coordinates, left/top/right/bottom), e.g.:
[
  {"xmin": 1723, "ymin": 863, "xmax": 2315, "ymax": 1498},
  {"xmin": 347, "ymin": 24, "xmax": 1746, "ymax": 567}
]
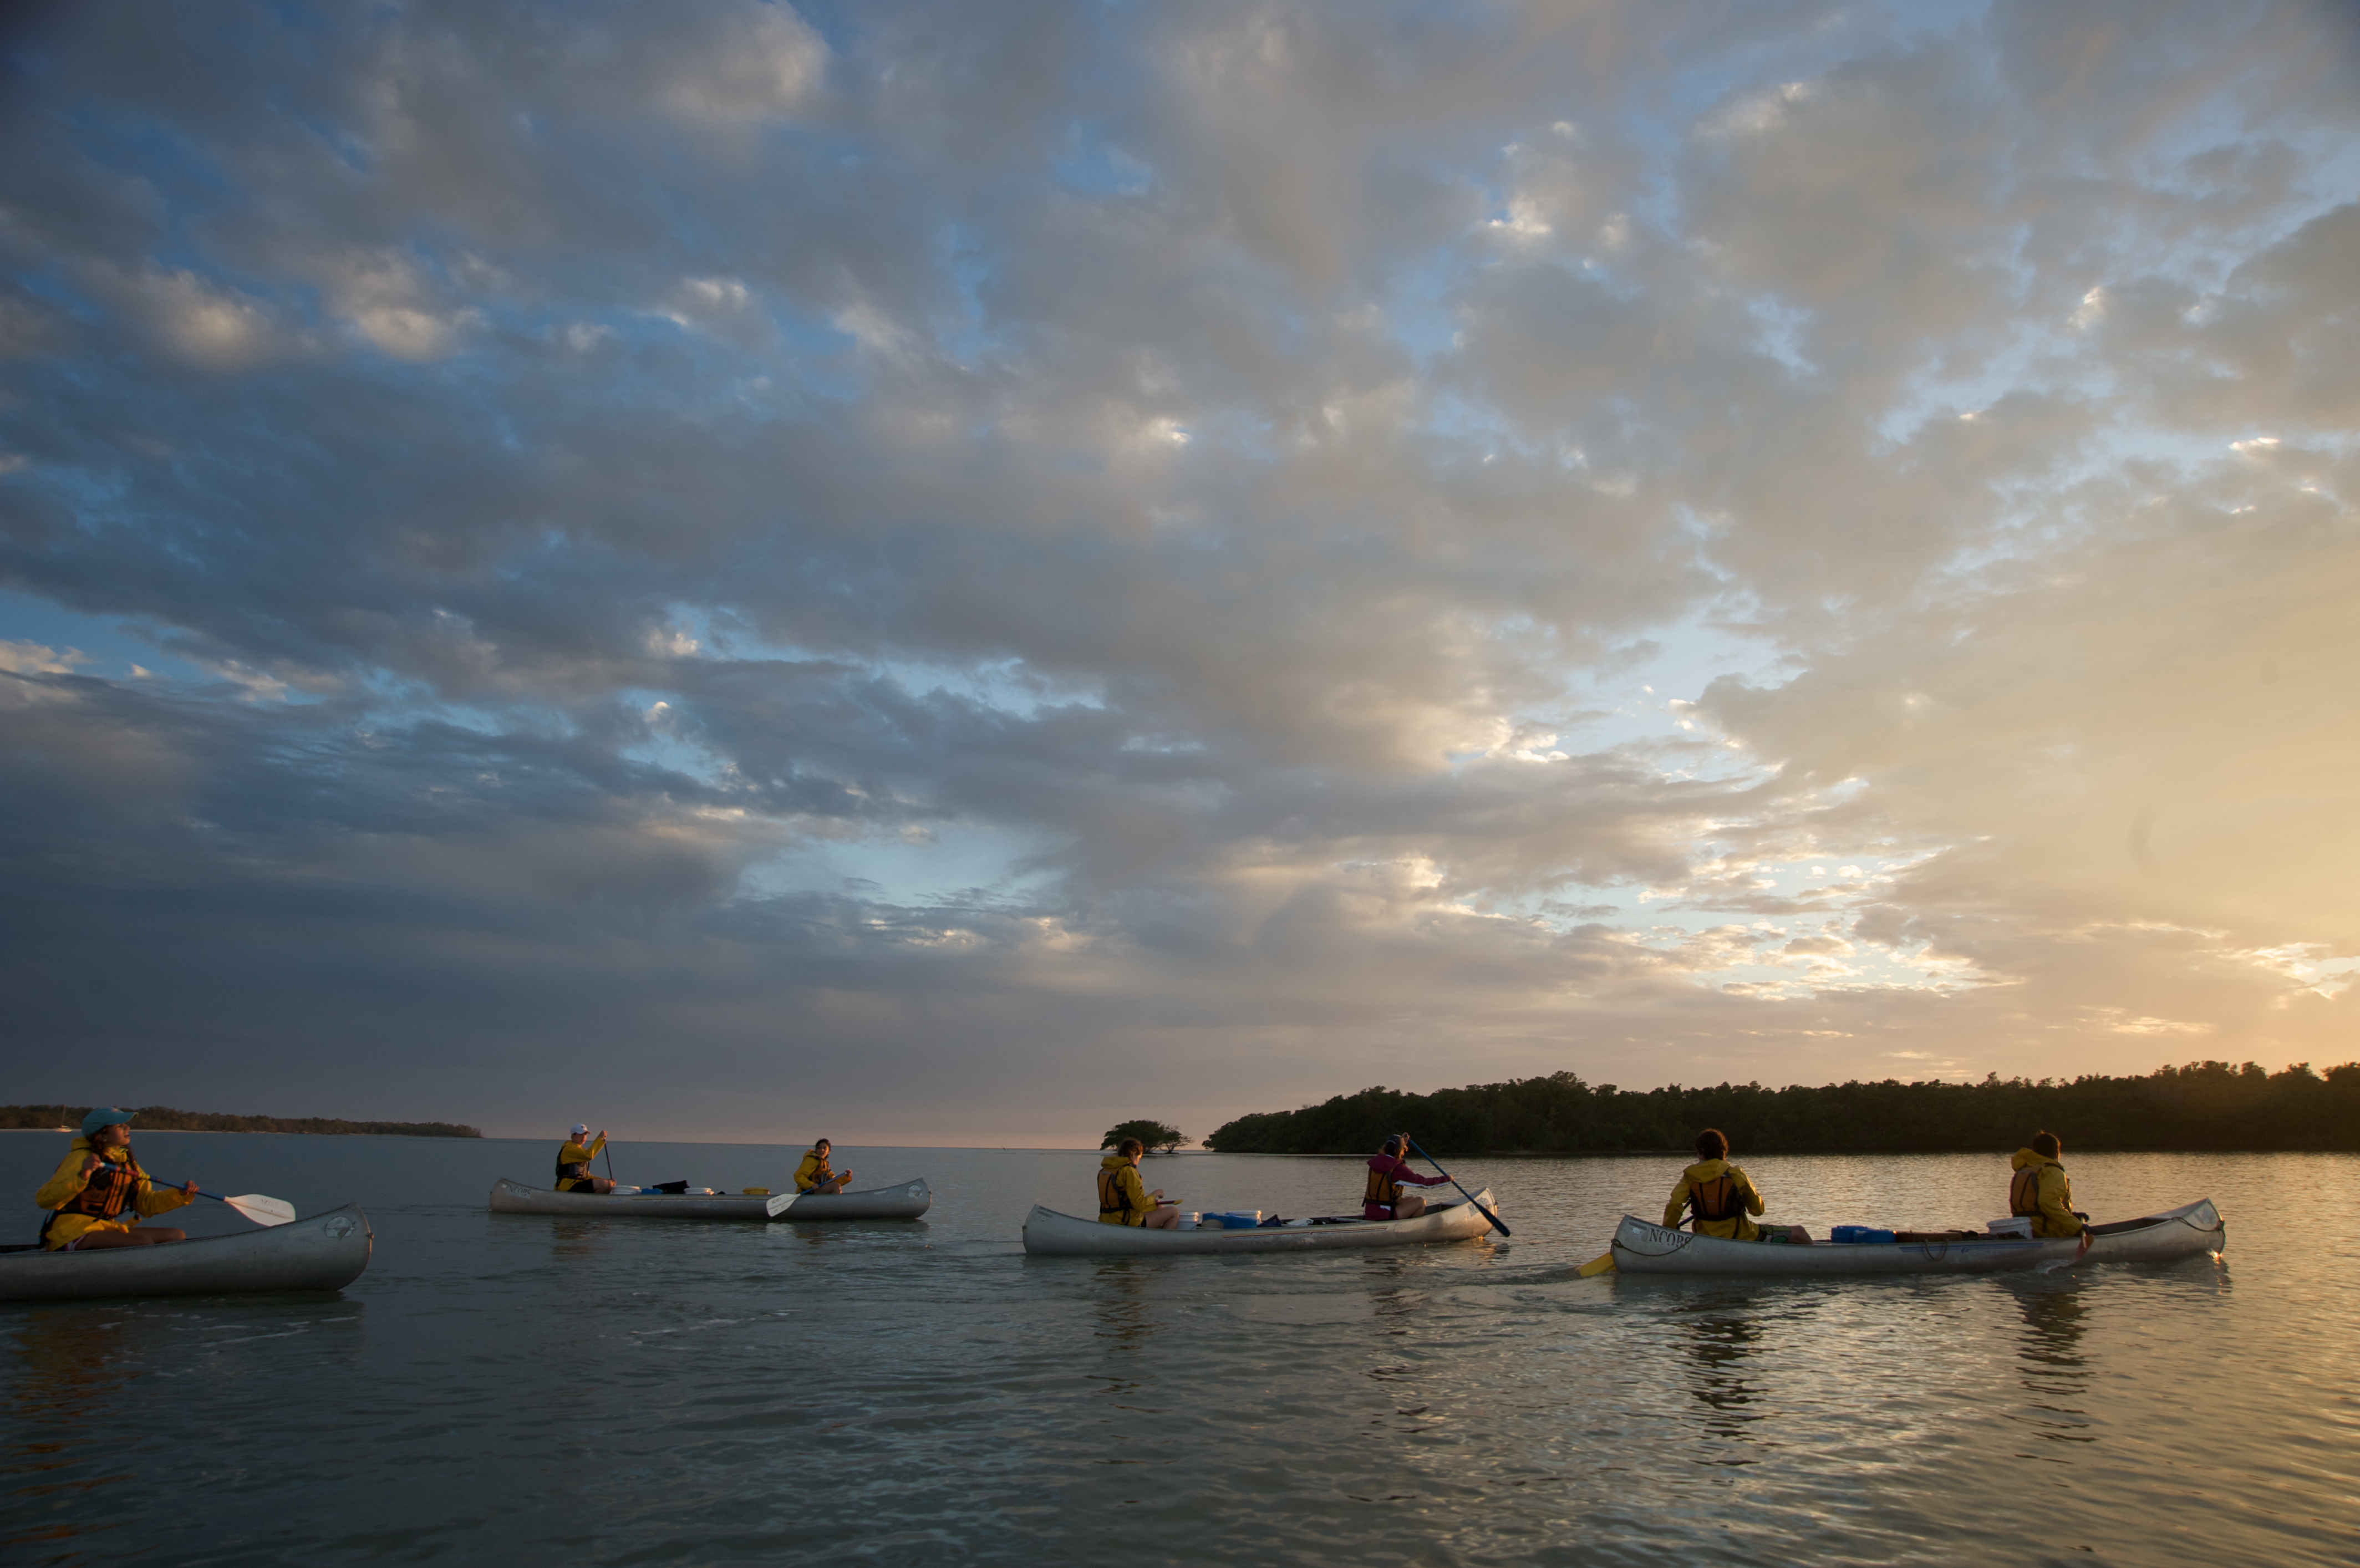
[
  {"xmin": 35, "ymin": 1108, "xmax": 196, "ymax": 1250},
  {"xmin": 795, "ymin": 1139, "xmax": 852, "ymax": 1196},
  {"xmin": 1365, "ymin": 1134, "xmax": 1452, "ymax": 1220},
  {"xmin": 556, "ymin": 1125, "xmax": 616, "ymax": 1194}
]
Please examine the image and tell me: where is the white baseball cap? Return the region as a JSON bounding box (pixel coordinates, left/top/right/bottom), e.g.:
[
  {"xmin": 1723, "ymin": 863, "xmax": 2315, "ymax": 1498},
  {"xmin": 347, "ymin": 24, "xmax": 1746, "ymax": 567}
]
[{"xmin": 572, "ymin": 1124, "xmax": 590, "ymax": 1138}]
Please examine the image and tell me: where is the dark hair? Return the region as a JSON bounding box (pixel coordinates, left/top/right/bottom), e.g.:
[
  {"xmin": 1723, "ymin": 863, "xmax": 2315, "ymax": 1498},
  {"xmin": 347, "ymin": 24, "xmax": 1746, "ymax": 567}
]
[
  {"xmin": 1380, "ymin": 1136, "xmax": 1403, "ymax": 1156},
  {"xmin": 813, "ymin": 1138, "xmax": 831, "ymax": 1150},
  {"xmin": 1117, "ymin": 1137, "xmax": 1145, "ymax": 1157},
  {"xmin": 2031, "ymin": 1131, "xmax": 2061, "ymax": 1159},
  {"xmin": 1695, "ymin": 1128, "xmax": 1729, "ymax": 1161}
]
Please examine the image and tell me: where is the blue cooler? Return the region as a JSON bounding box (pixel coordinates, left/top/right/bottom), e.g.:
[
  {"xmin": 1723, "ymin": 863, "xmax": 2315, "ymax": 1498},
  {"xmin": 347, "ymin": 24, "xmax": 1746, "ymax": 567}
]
[
  {"xmin": 1830, "ymin": 1225, "xmax": 1897, "ymax": 1244},
  {"xmin": 1203, "ymin": 1210, "xmax": 1263, "ymax": 1229}
]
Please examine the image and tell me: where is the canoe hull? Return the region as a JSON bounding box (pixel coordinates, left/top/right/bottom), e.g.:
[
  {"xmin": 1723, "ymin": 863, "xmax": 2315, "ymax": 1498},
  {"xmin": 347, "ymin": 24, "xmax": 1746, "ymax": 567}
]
[
  {"xmin": 0, "ymin": 1205, "xmax": 373, "ymax": 1302},
  {"xmin": 1610, "ymin": 1198, "xmax": 2224, "ymax": 1277},
  {"xmin": 488, "ymin": 1178, "xmax": 931, "ymax": 1221},
  {"xmin": 1023, "ymin": 1192, "xmax": 1498, "ymax": 1256}
]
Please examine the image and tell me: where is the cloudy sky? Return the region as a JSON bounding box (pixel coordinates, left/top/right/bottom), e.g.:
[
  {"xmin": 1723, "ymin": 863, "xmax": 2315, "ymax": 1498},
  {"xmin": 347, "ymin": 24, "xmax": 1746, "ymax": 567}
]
[{"xmin": 2, "ymin": 2, "xmax": 2353, "ymax": 1145}]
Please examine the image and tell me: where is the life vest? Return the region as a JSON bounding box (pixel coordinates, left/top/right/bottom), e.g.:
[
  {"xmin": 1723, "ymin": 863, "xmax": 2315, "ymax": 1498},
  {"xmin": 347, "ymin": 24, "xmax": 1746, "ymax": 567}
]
[
  {"xmin": 1097, "ymin": 1163, "xmax": 1143, "ymax": 1222},
  {"xmin": 2010, "ymin": 1160, "xmax": 2057, "ymax": 1219},
  {"xmin": 555, "ymin": 1139, "xmax": 601, "ymax": 1188},
  {"xmin": 1365, "ymin": 1161, "xmax": 1405, "ymax": 1214},
  {"xmin": 1686, "ymin": 1169, "xmax": 1746, "ymax": 1228},
  {"xmin": 41, "ymin": 1149, "xmax": 144, "ymax": 1240}
]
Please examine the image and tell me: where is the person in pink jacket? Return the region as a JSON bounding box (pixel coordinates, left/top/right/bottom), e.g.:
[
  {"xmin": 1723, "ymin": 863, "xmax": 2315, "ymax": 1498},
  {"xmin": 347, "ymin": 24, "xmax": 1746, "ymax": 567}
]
[{"xmin": 1364, "ymin": 1134, "xmax": 1451, "ymax": 1220}]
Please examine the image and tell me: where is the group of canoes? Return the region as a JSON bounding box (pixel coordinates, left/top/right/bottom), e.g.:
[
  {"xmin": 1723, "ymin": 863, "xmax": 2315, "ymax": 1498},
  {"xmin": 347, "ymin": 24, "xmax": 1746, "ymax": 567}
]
[{"xmin": 2, "ymin": 1109, "xmax": 2227, "ymax": 1301}]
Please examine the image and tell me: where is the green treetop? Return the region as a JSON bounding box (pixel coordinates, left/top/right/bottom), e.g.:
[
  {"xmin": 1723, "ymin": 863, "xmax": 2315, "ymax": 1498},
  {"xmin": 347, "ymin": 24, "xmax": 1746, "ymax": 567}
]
[{"xmin": 1102, "ymin": 1118, "xmax": 1189, "ymax": 1155}]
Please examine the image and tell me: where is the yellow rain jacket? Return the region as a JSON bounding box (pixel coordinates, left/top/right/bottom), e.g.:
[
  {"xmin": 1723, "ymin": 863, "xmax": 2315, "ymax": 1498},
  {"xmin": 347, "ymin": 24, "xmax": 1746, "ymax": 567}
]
[
  {"xmin": 1096, "ymin": 1154, "xmax": 1153, "ymax": 1226},
  {"xmin": 555, "ymin": 1134, "xmax": 606, "ymax": 1192},
  {"xmin": 1663, "ymin": 1159, "xmax": 1764, "ymax": 1241},
  {"xmin": 2010, "ymin": 1149, "xmax": 2084, "ymax": 1238},
  {"xmin": 794, "ymin": 1149, "xmax": 837, "ymax": 1193},
  {"xmin": 36, "ymin": 1138, "xmax": 194, "ymax": 1250}
]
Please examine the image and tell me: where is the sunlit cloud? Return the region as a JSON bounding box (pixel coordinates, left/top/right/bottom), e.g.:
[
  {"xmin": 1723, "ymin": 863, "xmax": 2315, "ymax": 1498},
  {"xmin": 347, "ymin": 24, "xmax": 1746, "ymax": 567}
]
[{"xmin": 0, "ymin": 0, "xmax": 2351, "ymax": 1141}]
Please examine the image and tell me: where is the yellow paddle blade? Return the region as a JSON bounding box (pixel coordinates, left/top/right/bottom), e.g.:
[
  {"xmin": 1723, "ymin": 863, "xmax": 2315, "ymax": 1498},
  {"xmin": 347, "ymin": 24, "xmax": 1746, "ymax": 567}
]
[{"xmin": 1576, "ymin": 1250, "xmax": 1615, "ymax": 1277}]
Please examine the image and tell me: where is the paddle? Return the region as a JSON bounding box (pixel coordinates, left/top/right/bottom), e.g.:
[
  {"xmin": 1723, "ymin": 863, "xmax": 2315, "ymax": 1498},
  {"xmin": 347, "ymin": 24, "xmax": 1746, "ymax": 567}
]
[
  {"xmin": 765, "ymin": 1191, "xmax": 798, "ymax": 1218},
  {"xmin": 1401, "ymin": 1136, "xmax": 1509, "ymax": 1238},
  {"xmin": 168, "ymin": 1183, "xmax": 298, "ymax": 1228},
  {"xmin": 1577, "ymin": 1251, "xmax": 1615, "ymax": 1277}
]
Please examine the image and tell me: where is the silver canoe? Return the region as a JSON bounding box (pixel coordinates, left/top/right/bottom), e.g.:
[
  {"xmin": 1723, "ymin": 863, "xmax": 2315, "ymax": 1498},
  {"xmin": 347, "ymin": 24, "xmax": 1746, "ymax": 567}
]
[
  {"xmin": 1022, "ymin": 1191, "xmax": 1498, "ymax": 1256},
  {"xmin": 1609, "ymin": 1197, "xmax": 2225, "ymax": 1277},
  {"xmin": 0, "ymin": 1205, "xmax": 373, "ymax": 1302},
  {"xmin": 487, "ymin": 1177, "xmax": 932, "ymax": 1221}
]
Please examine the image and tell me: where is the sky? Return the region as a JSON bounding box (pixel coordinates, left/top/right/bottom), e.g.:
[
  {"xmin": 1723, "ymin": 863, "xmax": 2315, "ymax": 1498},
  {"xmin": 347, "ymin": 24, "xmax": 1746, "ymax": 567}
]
[{"xmin": 2, "ymin": 1, "xmax": 2354, "ymax": 1146}]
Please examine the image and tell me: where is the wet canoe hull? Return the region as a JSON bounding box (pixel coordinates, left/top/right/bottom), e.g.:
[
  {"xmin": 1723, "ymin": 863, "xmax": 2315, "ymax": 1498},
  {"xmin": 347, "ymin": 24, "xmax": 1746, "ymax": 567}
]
[
  {"xmin": 488, "ymin": 1177, "xmax": 932, "ymax": 1220},
  {"xmin": 1023, "ymin": 1191, "xmax": 1498, "ymax": 1256},
  {"xmin": 1610, "ymin": 1198, "xmax": 2224, "ymax": 1276},
  {"xmin": 0, "ymin": 1205, "xmax": 373, "ymax": 1301}
]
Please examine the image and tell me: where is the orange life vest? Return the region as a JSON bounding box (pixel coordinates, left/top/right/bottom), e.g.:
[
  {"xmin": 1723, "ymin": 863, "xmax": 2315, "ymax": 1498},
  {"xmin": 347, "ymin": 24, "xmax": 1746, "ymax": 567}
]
[
  {"xmin": 1097, "ymin": 1163, "xmax": 1143, "ymax": 1221},
  {"xmin": 2010, "ymin": 1160, "xmax": 2056, "ymax": 1219},
  {"xmin": 1686, "ymin": 1170, "xmax": 1746, "ymax": 1228},
  {"xmin": 42, "ymin": 1150, "xmax": 145, "ymax": 1240},
  {"xmin": 1365, "ymin": 1162, "xmax": 1405, "ymax": 1212}
]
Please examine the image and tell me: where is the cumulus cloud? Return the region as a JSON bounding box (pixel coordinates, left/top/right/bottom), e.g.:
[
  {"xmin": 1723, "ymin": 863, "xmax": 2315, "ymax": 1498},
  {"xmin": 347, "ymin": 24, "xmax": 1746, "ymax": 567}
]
[{"xmin": 0, "ymin": 0, "xmax": 2351, "ymax": 1139}]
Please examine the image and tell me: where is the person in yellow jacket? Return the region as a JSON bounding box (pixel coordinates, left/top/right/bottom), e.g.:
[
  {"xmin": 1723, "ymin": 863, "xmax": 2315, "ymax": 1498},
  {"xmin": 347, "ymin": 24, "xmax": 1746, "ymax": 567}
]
[
  {"xmin": 2010, "ymin": 1132, "xmax": 2087, "ymax": 1238},
  {"xmin": 556, "ymin": 1124, "xmax": 615, "ymax": 1194},
  {"xmin": 794, "ymin": 1139, "xmax": 852, "ymax": 1195},
  {"xmin": 1097, "ymin": 1138, "xmax": 1181, "ymax": 1228},
  {"xmin": 1662, "ymin": 1129, "xmax": 1810, "ymax": 1243},
  {"xmin": 35, "ymin": 1108, "xmax": 196, "ymax": 1251}
]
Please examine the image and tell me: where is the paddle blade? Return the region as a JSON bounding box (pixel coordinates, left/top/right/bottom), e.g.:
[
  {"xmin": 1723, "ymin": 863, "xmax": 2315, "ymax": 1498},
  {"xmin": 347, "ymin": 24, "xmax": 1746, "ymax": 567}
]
[
  {"xmin": 765, "ymin": 1192, "xmax": 796, "ymax": 1218},
  {"xmin": 221, "ymin": 1193, "xmax": 298, "ymax": 1228},
  {"xmin": 1576, "ymin": 1250, "xmax": 1615, "ymax": 1277}
]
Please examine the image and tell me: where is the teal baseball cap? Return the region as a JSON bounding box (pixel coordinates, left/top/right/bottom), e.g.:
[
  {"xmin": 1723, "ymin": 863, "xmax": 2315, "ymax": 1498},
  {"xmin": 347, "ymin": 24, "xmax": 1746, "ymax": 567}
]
[{"xmin": 80, "ymin": 1107, "xmax": 134, "ymax": 1136}]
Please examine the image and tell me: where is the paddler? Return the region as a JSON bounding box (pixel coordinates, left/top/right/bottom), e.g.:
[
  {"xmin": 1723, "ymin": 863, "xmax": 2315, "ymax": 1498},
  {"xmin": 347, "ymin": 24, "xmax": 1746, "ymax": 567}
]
[
  {"xmin": 794, "ymin": 1138, "xmax": 853, "ymax": 1195},
  {"xmin": 1097, "ymin": 1137, "xmax": 1181, "ymax": 1228},
  {"xmin": 2009, "ymin": 1132, "xmax": 2088, "ymax": 1238},
  {"xmin": 1664, "ymin": 1129, "xmax": 1810, "ymax": 1243},
  {"xmin": 35, "ymin": 1108, "xmax": 196, "ymax": 1250},
  {"xmin": 556, "ymin": 1124, "xmax": 616, "ymax": 1194},
  {"xmin": 1365, "ymin": 1134, "xmax": 1450, "ymax": 1220}
]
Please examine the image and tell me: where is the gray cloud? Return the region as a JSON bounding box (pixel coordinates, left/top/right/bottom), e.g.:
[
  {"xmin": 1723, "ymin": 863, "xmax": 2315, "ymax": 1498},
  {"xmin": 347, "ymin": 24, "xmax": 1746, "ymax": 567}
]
[{"xmin": 1, "ymin": 1, "xmax": 2352, "ymax": 1141}]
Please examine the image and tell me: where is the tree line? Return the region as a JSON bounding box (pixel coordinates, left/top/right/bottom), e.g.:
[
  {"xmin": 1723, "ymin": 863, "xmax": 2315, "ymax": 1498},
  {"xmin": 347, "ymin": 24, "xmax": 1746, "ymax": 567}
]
[
  {"xmin": 0, "ymin": 1105, "xmax": 484, "ymax": 1138},
  {"xmin": 1203, "ymin": 1060, "xmax": 2360, "ymax": 1155}
]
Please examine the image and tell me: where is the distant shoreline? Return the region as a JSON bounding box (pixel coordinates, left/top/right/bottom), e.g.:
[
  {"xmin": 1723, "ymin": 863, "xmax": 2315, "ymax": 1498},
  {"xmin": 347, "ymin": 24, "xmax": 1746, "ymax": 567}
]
[
  {"xmin": 0, "ymin": 1106, "xmax": 483, "ymax": 1138},
  {"xmin": 1206, "ymin": 1061, "xmax": 2360, "ymax": 1157}
]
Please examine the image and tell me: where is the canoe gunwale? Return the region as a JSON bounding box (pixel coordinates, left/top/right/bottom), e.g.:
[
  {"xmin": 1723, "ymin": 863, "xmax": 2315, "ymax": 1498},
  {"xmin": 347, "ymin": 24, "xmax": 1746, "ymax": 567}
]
[
  {"xmin": 1609, "ymin": 1197, "xmax": 2224, "ymax": 1277},
  {"xmin": 486, "ymin": 1177, "xmax": 931, "ymax": 1221},
  {"xmin": 0, "ymin": 1203, "xmax": 374, "ymax": 1302},
  {"xmin": 1021, "ymin": 1190, "xmax": 1498, "ymax": 1256}
]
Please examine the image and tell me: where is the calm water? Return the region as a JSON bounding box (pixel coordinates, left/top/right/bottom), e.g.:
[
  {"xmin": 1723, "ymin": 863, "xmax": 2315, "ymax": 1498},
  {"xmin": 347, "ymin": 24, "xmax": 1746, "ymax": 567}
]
[{"xmin": 1, "ymin": 1134, "xmax": 2351, "ymax": 1566}]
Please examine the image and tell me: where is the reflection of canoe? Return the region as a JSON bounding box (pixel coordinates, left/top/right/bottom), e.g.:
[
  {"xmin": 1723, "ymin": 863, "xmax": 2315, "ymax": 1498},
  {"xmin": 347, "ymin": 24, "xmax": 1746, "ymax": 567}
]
[
  {"xmin": 1609, "ymin": 1198, "xmax": 2225, "ymax": 1277},
  {"xmin": 1022, "ymin": 1192, "xmax": 1498, "ymax": 1256},
  {"xmin": 0, "ymin": 1205, "xmax": 373, "ymax": 1301},
  {"xmin": 487, "ymin": 1177, "xmax": 931, "ymax": 1221}
]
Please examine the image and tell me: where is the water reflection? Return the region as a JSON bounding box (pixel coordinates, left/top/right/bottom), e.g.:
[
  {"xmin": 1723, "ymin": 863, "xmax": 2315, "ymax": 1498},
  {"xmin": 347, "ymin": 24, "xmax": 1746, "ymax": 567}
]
[
  {"xmin": 2003, "ymin": 1279, "xmax": 2094, "ymax": 1444},
  {"xmin": 3, "ymin": 1303, "xmax": 149, "ymax": 1553},
  {"xmin": 1088, "ymin": 1261, "xmax": 1159, "ymax": 1352},
  {"xmin": 1672, "ymin": 1295, "xmax": 1774, "ymax": 1455},
  {"xmin": 545, "ymin": 1220, "xmax": 609, "ymax": 1262}
]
